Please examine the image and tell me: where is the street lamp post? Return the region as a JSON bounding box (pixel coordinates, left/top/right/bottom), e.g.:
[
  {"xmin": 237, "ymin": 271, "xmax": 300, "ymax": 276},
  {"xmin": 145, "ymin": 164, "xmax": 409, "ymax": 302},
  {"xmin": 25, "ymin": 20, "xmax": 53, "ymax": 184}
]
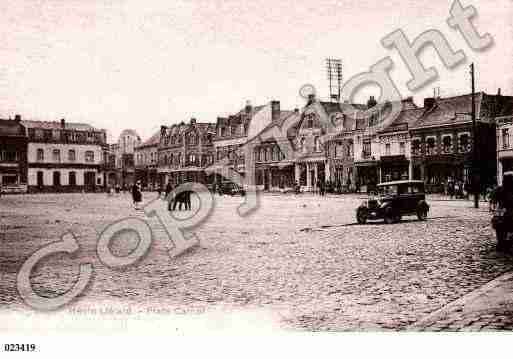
[{"xmin": 470, "ymin": 63, "xmax": 479, "ymax": 209}]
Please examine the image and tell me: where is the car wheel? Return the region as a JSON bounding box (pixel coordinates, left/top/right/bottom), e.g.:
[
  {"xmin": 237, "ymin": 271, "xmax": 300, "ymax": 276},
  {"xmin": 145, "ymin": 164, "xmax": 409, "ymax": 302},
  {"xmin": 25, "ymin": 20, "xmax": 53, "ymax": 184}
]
[
  {"xmin": 394, "ymin": 215, "xmax": 402, "ymax": 223},
  {"xmin": 384, "ymin": 212, "xmax": 395, "ymax": 224},
  {"xmin": 356, "ymin": 209, "xmax": 367, "ymax": 224},
  {"xmin": 417, "ymin": 207, "xmax": 428, "ymax": 221}
]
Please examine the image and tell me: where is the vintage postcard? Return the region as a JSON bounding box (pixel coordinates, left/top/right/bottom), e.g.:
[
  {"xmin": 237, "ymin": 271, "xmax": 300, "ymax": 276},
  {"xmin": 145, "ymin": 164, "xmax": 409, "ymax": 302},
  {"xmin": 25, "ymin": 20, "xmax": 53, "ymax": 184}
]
[{"xmin": 1, "ymin": 0, "xmax": 513, "ymax": 356}]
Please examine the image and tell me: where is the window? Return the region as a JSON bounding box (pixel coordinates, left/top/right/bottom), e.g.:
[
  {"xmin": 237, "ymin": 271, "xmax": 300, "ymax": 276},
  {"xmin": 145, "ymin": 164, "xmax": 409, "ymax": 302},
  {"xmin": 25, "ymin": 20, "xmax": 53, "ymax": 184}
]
[
  {"xmin": 68, "ymin": 149, "xmax": 76, "ymax": 162},
  {"xmin": 1, "ymin": 151, "xmax": 18, "ymax": 162},
  {"xmin": 314, "ymin": 137, "xmax": 320, "ymax": 152},
  {"xmin": 459, "ymin": 134, "xmax": 470, "ymax": 153},
  {"xmin": 37, "ymin": 149, "xmax": 44, "ymax": 161},
  {"xmin": 53, "ymin": 171, "xmax": 61, "ymax": 186},
  {"xmin": 37, "ymin": 171, "xmax": 44, "ymax": 187},
  {"xmin": 412, "ymin": 139, "xmax": 421, "ymax": 155},
  {"xmin": 399, "ymin": 142, "xmax": 405, "ymax": 155},
  {"xmin": 385, "ymin": 143, "xmax": 391, "ymax": 156},
  {"xmin": 442, "ymin": 136, "xmax": 452, "ymax": 153},
  {"xmin": 503, "ymin": 129, "xmax": 510, "ymax": 149},
  {"xmin": 52, "ymin": 130, "xmax": 60, "ymax": 141},
  {"xmin": 426, "ymin": 137, "xmax": 436, "ymax": 155},
  {"xmin": 362, "ymin": 140, "xmax": 371, "ymax": 158},
  {"xmin": 85, "ymin": 151, "xmax": 94, "ymax": 163},
  {"xmin": 69, "ymin": 171, "xmax": 76, "ymax": 186},
  {"xmin": 52, "ymin": 149, "xmax": 61, "ymax": 162},
  {"xmin": 300, "ymin": 138, "xmax": 306, "ymax": 152}
]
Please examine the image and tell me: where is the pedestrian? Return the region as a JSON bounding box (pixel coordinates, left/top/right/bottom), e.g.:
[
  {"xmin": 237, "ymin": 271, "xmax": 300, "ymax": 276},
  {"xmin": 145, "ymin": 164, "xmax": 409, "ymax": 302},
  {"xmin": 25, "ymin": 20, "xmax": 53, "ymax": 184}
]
[
  {"xmin": 131, "ymin": 181, "xmax": 142, "ymax": 209},
  {"xmin": 448, "ymin": 180, "xmax": 454, "ymax": 199},
  {"xmin": 165, "ymin": 182, "xmax": 174, "ymax": 210},
  {"xmin": 294, "ymin": 181, "xmax": 300, "ymax": 195},
  {"xmin": 185, "ymin": 190, "xmax": 192, "ymax": 210},
  {"xmin": 319, "ymin": 179, "xmax": 325, "ymax": 196},
  {"xmin": 464, "ymin": 181, "xmax": 471, "ymax": 200},
  {"xmin": 172, "ymin": 189, "xmax": 186, "ymax": 211}
]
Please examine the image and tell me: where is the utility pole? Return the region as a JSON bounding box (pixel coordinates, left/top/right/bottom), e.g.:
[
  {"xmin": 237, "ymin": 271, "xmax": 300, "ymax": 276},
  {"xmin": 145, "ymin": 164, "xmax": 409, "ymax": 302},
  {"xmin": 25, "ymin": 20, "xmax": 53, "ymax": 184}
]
[
  {"xmin": 326, "ymin": 58, "xmax": 342, "ymax": 102},
  {"xmin": 470, "ymin": 63, "xmax": 479, "ymax": 209}
]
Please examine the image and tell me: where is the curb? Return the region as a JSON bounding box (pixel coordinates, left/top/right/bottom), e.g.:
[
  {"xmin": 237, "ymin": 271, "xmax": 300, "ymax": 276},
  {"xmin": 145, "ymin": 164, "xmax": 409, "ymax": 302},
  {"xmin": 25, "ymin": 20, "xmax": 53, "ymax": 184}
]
[{"xmin": 408, "ymin": 271, "xmax": 513, "ymax": 330}]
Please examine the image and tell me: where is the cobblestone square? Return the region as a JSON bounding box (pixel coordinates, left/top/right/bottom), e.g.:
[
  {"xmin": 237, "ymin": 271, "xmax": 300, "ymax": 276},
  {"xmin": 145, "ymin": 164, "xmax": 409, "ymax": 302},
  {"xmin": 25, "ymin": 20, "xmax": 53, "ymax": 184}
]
[{"xmin": 1, "ymin": 192, "xmax": 513, "ymax": 331}]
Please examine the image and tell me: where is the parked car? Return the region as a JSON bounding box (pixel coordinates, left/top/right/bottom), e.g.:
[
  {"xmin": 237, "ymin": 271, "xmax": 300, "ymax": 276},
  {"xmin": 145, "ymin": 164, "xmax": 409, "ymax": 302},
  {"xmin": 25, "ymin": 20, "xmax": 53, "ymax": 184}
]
[
  {"xmin": 219, "ymin": 182, "xmax": 245, "ymax": 196},
  {"xmin": 356, "ymin": 180, "xmax": 430, "ymax": 224}
]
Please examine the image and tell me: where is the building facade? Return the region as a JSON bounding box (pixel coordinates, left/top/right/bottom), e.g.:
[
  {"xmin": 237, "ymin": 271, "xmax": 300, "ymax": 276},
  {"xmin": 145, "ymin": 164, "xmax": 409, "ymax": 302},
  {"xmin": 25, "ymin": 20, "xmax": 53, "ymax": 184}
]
[
  {"xmin": 409, "ymin": 92, "xmax": 511, "ymax": 193},
  {"xmin": 0, "ymin": 115, "xmax": 28, "ymax": 193},
  {"xmin": 23, "ymin": 118, "xmax": 107, "ymax": 192},
  {"xmin": 112, "ymin": 129, "xmax": 141, "ymax": 188},
  {"xmin": 134, "ymin": 130, "xmax": 160, "ymax": 190},
  {"xmin": 158, "ymin": 118, "xmax": 216, "ymax": 187},
  {"xmin": 496, "ymin": 115, "xmax": 513, "ymax": 185}
]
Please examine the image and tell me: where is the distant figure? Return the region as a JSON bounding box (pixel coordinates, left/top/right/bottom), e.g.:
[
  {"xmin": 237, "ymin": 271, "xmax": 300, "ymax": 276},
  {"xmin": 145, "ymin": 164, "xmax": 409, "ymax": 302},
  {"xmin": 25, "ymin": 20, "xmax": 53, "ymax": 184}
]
[
  {"xmin": 294, "ymin": 181, "xmax": 300, "ymax": 195},
  {"xmin": 165, "ymin": 182, "xmax": 173, "ymax": 210},
  {"xmin": 447, "ymin": 180, "xmax": 454, "ymax": 199},
  {"xmin": 131, "ymin": 181, "xmax": 142, "ymax": 209},
  {"xmin": 172, "ymin": 189, "xmax": 186, "ymax": 211},
  {"xmin": 464, "ymin": 181, "xmax": 471, "ymax": 200},
  {"xmin": 185, "ymin": 190, "xmax": 192, "ymax": 210},
  {"xmin": 319, "ymin": 179, "xmax": 325, "ymax": 196}
]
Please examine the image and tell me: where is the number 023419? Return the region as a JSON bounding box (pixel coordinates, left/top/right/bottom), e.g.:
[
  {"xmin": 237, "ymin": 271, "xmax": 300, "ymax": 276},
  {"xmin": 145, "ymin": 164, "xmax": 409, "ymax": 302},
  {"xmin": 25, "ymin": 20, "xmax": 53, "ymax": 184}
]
[{"xmin": 4, "ymin": 344, "xmax": 36, "ymax": 352}]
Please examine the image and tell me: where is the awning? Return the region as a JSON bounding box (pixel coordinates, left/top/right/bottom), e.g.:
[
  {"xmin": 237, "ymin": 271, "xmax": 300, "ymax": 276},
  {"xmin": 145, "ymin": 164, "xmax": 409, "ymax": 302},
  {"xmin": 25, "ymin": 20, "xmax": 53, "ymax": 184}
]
[{"xmin": 354, "ymin": 160, "xmax": 378, "ymax": 167}]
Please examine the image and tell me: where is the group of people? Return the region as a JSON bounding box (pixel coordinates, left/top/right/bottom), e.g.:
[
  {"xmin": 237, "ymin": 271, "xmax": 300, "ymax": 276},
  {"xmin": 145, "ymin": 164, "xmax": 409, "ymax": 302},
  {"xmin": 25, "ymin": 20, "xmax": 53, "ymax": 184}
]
[
  {"xmin": 446, "ymin": 180, "xmax": 469, "ymax": 199},
  {"xmin": 164, "ymin": 182, "xmax": 192, "ymax": 211}
]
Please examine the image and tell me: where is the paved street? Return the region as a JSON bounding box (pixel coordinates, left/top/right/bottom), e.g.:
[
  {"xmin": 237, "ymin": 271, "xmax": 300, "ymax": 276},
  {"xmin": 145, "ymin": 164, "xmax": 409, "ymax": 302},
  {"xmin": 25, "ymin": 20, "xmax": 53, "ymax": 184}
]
[{"xmin": 1, "ymin": 192, "xmax": 512, "ymax": 331}]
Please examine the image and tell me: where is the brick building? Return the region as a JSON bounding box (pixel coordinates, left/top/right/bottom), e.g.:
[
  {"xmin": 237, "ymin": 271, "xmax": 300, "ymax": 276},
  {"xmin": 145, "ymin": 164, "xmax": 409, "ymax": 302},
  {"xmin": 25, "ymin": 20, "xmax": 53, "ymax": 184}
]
[
  {"xmin": 0, "ymin": 115, "xmax": 28, "ymax": 193},
  {"xmin": 158, "ymin": 118, "xmax": 216, "ymax": 187}
]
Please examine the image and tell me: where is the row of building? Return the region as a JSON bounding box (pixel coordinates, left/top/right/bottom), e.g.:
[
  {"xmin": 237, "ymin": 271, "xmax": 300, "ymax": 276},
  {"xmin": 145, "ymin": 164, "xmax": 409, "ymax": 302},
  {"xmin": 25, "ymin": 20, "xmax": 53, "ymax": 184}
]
[{"xmin": 1, "ymin": 90, "xmax": 513, "ymax": 193}]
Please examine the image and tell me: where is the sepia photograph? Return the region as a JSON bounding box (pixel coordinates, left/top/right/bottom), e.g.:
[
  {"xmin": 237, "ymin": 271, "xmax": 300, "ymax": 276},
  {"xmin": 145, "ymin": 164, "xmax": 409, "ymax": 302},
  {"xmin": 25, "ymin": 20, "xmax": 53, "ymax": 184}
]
[{"xmin": 1, "ymin": 0, "xmax": 513, "ymax": 356}]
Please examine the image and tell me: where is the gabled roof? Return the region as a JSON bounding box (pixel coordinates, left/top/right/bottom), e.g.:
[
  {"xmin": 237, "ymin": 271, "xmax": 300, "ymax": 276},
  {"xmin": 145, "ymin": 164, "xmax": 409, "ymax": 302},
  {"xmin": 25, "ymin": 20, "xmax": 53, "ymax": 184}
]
[
  {"xmin": 0, "ymin": 119, "xmax": 26, "ymax": 137},
  {"xmin": 410, "ymin": 93, "xmax": 483, "ymax": 129}
]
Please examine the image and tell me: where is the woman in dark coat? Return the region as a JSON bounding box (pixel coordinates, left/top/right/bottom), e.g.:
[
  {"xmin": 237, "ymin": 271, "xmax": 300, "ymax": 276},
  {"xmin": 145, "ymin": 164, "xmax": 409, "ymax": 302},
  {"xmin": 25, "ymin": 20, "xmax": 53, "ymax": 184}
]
[{"xmin": 132, "ymin": 181, "xmax": 142, "ymax": 209}]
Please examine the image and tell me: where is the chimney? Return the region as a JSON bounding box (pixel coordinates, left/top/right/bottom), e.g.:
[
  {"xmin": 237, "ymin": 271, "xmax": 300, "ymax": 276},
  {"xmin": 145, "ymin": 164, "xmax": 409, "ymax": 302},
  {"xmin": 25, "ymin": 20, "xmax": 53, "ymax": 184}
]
[
  {"xmin": 271, "ymin": 100, "xmax": 280, "ymax": 122},
  {"xmin": 245, "ymin": 100, "xmax": 252, "ymax": 114},
  {"xmin": 190, "ymin": 118, "xmax": 196, "ymax": 125},
  {"xmin": 60, "ymin": 118, "xmax": 65, "ymax": 128},
  {"xmin": 14, "ymin": 114, "xmax": 21, "ymax": 122},
  {"xmin": 498, "ymin": 88, "xmax": 502, "ymax": 96},
  {"xmin": 423, "ymin": 97, "xmax": 436, "ymax": 109}
]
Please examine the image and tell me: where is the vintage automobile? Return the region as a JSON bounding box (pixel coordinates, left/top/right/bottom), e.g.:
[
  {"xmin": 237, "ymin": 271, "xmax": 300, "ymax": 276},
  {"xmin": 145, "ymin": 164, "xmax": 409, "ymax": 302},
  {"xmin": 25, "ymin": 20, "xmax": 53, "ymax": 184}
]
[{"xmin": 356, "ymin": 180, "xmax": 430, "ymax": 224}]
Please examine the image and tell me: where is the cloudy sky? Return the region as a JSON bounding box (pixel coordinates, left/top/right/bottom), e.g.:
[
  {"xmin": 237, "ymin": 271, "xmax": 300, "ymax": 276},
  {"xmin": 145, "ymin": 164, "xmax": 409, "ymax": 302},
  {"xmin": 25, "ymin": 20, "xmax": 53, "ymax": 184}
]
[{"xmin": 0, "ymin": 0, "xmax": 511, "ymax": 142}]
